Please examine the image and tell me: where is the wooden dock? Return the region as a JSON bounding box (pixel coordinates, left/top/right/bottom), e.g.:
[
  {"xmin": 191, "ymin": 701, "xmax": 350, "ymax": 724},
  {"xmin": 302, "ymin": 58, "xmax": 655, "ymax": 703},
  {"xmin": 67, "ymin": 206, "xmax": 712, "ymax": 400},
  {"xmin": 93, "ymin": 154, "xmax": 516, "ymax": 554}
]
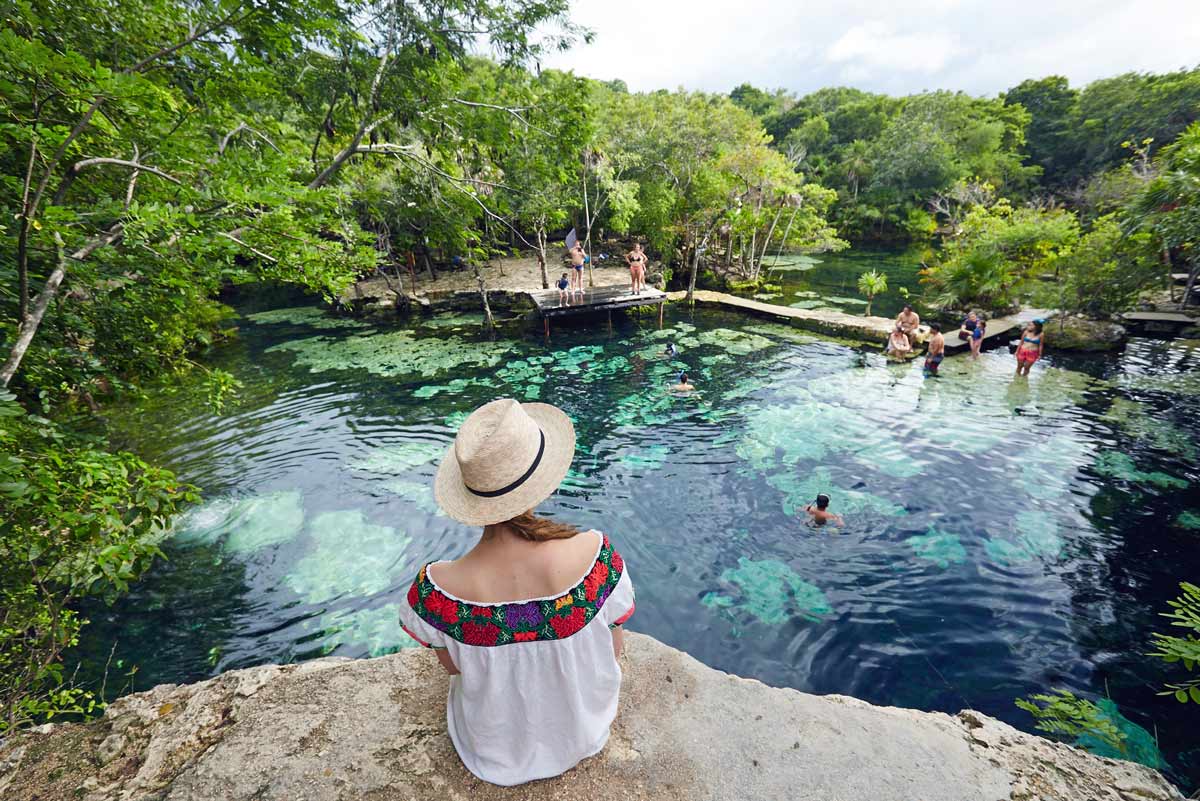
[
  {"xmin": 940, "ymin": 316, "xmax": 1022, "ymax": 354},
  {"xmin": 530, "ymin": 285, "xmax": 668, "ymax": 333},
  {"xmin": 1121, "ymin": 311, "xmax": 1198, "ymax": 333}
]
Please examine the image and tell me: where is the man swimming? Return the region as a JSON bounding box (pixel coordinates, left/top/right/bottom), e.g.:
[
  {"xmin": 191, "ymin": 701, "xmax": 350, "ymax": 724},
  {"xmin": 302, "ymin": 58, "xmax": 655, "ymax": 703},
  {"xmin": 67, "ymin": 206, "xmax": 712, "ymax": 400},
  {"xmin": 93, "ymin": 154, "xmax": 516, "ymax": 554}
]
[
  {"xmin": 670, "ymin": 371, "xmax": 695, "ymax": 393},
  {"xmin": 804, "ymin": 493, "xmax": 845, "ymax": 527}
]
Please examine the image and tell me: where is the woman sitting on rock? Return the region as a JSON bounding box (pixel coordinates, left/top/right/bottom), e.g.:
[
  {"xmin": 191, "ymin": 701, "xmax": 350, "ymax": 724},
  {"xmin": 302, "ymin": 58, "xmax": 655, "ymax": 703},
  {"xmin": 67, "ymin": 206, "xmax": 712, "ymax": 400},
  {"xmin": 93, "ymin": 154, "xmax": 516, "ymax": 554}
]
[{"xmin": 399, "ymin": 399, "xmax": 635, "ymax": 786}]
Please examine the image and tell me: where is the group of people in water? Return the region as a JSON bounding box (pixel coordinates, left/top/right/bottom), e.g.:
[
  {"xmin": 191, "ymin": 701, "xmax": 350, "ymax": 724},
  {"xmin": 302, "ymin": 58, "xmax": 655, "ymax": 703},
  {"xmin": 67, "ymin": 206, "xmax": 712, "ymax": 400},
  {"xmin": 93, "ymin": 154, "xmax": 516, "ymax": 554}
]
[{"xmin": 886, "ymin": 304, "xmax": 1046, "ymax": 377}]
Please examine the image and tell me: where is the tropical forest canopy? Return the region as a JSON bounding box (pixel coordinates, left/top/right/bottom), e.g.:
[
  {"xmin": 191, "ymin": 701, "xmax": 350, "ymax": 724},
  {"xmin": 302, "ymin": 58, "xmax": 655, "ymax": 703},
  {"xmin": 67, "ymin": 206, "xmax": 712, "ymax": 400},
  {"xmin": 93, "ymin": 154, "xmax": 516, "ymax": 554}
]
[{"xmin": 2, "ymin": 0, "xmax": 1200, "ymax": 731}]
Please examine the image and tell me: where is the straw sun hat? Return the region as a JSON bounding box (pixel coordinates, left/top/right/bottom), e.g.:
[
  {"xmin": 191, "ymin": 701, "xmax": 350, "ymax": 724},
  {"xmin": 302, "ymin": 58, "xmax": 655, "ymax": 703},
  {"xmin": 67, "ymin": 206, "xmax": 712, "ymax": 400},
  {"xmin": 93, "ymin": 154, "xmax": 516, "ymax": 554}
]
[{"xmin": 434, "ymin": 399, "xmax": 576, "ymax": 526}]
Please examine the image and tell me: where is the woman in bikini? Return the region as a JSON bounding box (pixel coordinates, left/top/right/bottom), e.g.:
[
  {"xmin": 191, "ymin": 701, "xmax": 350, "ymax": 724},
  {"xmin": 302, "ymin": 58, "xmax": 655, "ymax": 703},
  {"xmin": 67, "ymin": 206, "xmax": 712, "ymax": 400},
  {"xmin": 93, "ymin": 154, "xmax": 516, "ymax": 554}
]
[
  {"xmin": 1015, "ymin": 320, "xmax": 1044, "ymax": 376},
  {"xmin": 625, "ymin": 243, "xmax": 647, "ymax": 295}
]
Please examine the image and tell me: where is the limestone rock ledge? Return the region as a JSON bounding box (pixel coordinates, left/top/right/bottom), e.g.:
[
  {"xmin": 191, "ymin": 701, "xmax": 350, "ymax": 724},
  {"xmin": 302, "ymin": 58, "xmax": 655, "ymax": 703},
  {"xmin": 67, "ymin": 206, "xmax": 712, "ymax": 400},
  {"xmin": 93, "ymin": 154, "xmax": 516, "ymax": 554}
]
[{"xmin": 0, "ymin": 633, "xmax": 1182, "ymax": 801}]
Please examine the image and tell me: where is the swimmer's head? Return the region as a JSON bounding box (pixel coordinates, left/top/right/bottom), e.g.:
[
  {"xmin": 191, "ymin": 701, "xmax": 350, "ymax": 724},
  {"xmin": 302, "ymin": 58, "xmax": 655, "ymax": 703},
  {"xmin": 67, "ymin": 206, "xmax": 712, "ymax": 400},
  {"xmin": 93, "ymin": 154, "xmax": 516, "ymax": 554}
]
[
  {"xmin": 815, "ymin": 493, "xmax": 830, "ymax": 510},
  {"xmin": 679, "ymin": 371, "xmax": 689, "ymax": 384},
  {"xmin": 929, "ymin": 322, "xmax": 942, "ymax": 333},
  {"xmin": 902, "ymin": 304, "xmax": 913, "ymax": 312}
]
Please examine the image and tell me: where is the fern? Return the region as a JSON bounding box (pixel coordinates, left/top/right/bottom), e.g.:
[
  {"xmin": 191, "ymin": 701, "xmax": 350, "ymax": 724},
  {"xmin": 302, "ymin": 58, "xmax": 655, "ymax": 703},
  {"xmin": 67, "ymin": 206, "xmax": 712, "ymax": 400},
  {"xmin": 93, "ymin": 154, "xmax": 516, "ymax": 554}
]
[
  {"xmin": 1149, "ymin": 582, "xmax": 1200, "ymax": 703},
  {"xmin": 1015, "ymin": 689, "xmax": 1126, "ymax": 752}
]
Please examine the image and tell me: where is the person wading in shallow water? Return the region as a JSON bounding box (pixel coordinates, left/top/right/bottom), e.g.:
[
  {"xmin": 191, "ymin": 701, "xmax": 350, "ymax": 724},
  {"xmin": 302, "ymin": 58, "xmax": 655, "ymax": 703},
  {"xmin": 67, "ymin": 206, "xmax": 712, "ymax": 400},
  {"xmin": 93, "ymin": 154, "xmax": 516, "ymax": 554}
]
[
  {"xmin": 1015, "ymin": 319, "xmax": 1045, "ymax": 376},
  {"xmin": 398, "ymin": 399, "xmax": 635, "ymax": 787},
  {"xmin": 924, "ymin": 323, "xmax": 945, "ymax": 376}
]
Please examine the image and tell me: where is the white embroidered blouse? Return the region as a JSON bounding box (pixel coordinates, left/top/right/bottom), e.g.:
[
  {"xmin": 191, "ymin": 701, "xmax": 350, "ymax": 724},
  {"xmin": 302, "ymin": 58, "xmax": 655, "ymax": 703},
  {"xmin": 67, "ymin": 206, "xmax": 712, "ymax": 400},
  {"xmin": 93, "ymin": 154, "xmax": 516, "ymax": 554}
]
[{"xmin": 398, "ymin": 530, "xmax": 635, "ymax": 786}]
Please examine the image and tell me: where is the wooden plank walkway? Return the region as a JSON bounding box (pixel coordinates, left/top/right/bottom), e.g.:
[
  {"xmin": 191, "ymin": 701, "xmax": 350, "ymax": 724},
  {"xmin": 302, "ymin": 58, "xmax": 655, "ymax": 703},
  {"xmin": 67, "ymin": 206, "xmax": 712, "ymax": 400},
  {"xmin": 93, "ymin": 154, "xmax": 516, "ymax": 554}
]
[
  {"xmin": 529, "ymin": 285, "xmax": 667, "ymax": 318},
  {"xmin": 940, "ymin": 316, "xmax": 1021, "ymax": 354}
]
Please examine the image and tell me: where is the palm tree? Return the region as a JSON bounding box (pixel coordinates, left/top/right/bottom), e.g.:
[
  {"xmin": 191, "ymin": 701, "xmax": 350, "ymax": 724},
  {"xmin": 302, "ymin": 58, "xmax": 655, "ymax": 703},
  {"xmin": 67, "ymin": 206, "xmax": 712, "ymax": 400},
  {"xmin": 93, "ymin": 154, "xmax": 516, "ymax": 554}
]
[{"xmin": 857, "ymin": 269, "xmax": 888, "ymax": 316}]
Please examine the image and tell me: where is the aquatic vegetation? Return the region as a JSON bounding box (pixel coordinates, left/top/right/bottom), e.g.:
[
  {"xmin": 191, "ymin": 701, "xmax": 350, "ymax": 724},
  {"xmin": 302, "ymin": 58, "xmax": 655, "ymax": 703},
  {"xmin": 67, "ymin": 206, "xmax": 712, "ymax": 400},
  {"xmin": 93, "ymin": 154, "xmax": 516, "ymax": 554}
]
[
  {"xmin": 381, "ymin": 479, "xmax": 440, "ymax": 514},
  {"xmin": 245, "ymin": 306, "xmax": 370, "ymax": 330},
  {"xmin": 985, "ymin": 512, "xmax": 1063, "ymax": 565},
  {"xmin": 171, "ymin": 490, "xmax": 305, "ymax": 555},
  {"xmin": 822, "ymin": 296, "xmax": 869, "ymax": 306},
  {"xmin": 443, "ymin": 410, "xmax": 470, "ymax": 429},
  {"xmin": 764, "ymin": 255, "xmax": 821, "ymax": 272},
  {"xmin": 412, "ymin": 376, "xmax": 490, "ymax": 399},
  {"xmin": 285, "ymin": 510, "xmax": 411, "ymax": 604},
  {"xmin": 1102, "ymin": 397, "xmax": 1197, "ymax": 460},
  {"xmin": 793, "ymin": 290, "xmax": 819, "ymax": 298},
  {"xmin": 1075, "ymin": 698, "xmax": 1167, "ymax": 771},
  {"xmin": 352, "ymin": 440, "xmax": 446, "ymax": 474},
  {"xmin": 1175, "ymin": 511, "xmax": 1200, "ymax": 530},
  {"xmin": 789, "ymin": 299, "xmax": 827, "ymax": 310},
  {"xmin": 316, "ymin": 604, "xmax": 419, "ymax": 656},
  {"xmin": 752, "ymin": 293, "xmax": 782, "ymax": 301},
  {"xmin": 905, "ymin": 527, "xmax": 967, "ymax": 569},
  {"xmin": 1092, "ymin": 451, "xmax": 1188, "ymax": 490},
  {"xmin": 266, "ymin": 330, "xmax": 513, "ymax": 380},
  {"xmin": 701, "ymin": 558, "xmax": 831, "ymax": 624},
  {"xmin": 764, "ymin": 467, "xmax": 905, "ymax": 518},
  {"xmin": 1015, "ymin": 434, "xmax": 1093, "ymax": 502},
  {"xmin": 617, "ymin": 445, "xmax": 670, "ymax": 472}
]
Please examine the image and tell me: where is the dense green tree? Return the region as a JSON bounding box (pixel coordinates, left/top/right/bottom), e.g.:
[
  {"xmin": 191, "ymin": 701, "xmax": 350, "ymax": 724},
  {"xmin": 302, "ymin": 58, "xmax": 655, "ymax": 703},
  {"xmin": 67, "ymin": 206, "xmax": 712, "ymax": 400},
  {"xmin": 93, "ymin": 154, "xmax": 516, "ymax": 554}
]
[
  {"xmin": 1003, "ymin": 76, "xmax": 1081, "ymax": 187},
  {"xmin": 1129, "ymin": 122, "xmax": 1200, "ymax": 307}
]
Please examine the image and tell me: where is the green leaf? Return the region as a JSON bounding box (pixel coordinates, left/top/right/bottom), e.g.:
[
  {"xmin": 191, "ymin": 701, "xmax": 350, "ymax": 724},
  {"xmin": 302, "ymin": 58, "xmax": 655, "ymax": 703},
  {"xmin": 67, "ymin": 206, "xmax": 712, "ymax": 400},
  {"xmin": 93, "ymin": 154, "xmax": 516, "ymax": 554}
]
[{"xmin": 1175, "ymin": 689, "xmax": 1188, "ymax": 703}]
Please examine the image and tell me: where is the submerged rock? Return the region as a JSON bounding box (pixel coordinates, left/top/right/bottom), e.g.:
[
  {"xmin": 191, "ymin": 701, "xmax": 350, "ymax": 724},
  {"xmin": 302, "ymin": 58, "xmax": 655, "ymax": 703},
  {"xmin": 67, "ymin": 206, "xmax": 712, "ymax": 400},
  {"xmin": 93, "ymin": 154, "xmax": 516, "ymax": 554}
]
[
  {"xmin": 0, "ymin": 633, "xmax": 1182, "ymax": 801},
  {"xmin": 1043, "ymin": 314, "xmax": 1128, "ymax": 352}
]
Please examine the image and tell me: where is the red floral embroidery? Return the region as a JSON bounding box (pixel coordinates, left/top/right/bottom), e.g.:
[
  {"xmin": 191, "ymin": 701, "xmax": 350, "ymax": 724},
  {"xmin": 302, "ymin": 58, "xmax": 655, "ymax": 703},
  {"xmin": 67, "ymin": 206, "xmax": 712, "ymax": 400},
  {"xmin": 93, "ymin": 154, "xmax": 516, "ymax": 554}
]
[
  {"xmin": 408, "ymin": 535, "xmax": 628, "ymax": 647},
  {"xmin": 463, "ymin": 621, "xmax": 501, "ymax": 646},
  {"xmin": 550, "ymin": 606, "xmax": 588, "ymax": 639}
]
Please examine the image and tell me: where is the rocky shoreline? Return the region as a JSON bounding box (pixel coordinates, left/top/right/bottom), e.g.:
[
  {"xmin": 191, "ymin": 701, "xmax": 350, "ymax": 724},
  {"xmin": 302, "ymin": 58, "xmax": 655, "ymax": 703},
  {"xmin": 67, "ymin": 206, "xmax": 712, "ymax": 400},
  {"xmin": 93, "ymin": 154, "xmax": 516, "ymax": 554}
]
[{"xmin": 0, "ymin": 633, "xmax": 1182, "ymax": 801}]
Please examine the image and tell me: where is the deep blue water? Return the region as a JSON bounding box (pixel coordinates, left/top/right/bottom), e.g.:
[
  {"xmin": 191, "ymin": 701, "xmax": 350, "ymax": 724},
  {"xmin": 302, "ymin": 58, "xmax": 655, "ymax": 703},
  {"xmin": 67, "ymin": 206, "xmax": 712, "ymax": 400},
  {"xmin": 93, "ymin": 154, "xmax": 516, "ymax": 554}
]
[{"xmin": 76, "ymin": 299, "xmax": 1200, "ymax": 788}]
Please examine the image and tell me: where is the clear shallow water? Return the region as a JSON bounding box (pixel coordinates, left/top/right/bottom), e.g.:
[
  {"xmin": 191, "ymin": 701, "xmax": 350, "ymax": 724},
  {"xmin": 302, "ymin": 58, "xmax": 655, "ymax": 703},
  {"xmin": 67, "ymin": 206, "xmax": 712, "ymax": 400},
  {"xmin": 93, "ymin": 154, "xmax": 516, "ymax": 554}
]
[{"xmin": 76, "ymin": 301, "xmax": 1200, "ymax": 787}]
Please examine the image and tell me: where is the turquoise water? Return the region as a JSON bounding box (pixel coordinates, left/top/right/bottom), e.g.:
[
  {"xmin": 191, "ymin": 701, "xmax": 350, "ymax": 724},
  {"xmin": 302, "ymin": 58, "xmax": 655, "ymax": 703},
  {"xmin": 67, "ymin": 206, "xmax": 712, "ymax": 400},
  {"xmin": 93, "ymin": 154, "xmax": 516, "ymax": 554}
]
[{"xmin": 77, "ymin": 300, "xmax": 1200, "ymax": 787}]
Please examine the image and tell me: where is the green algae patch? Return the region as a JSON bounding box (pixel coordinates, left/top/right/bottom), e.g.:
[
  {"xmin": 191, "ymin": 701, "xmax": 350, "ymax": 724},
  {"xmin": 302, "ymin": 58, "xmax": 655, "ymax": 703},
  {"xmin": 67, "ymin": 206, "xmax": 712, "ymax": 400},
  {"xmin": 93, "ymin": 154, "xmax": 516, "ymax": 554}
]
[
  {"xmin": 172, "ymin": 490, "xmax": 305, "ymax": 555},
  {"xmin": 285, "ymin": 510, "xmax": 411, "ymax": 604},
  {"xmin": 763, "ymin": 255, "xmax": 821, "ymax": 271},
  {"xmin": 266, "ymin": 329, "xmax": 512, "ymax": 379},
  {"xmin": 1075, "ymin": 698, "xmax": 1167, "ymax": 771},
  {"xmin": 701, "ymin": 557, "xmax": 831, "ymax": 624},
  {"xmin": 823, "ymin": 296, "xmax": 869, "ymax": 306},
  {"xmin": 381, "ymin": 478, "xmax": 440, "ymax": 514},
  {"xmin": 985, "ymin": 512, "xmax": 1063, "ymax": 566},
  {"xmin": 1015, "ymin": 435, "xmax": 1092, "ymax": 502},
  {"xmin": 1102, "ymin": 397, "xmax": 1197, "ymax": 460},
  {"xmin": 352, "ymin": 440, "xmax": 446, "ymax": 474},
  {"xmin": 1175, "ymin": 510, "xmax": 1200, "ymax": 530},
  {"xmin": 752, "ymin": 293, "xmax": 782, "ymax": 301},
  {"xmin": 765, "ymin": 467, "xmax": 905, "ymax": 518},
  {"xmin": 905, "ymin": 527, "xmax": 967, "ymax": 569},
  {"xmin": 789, "ymin": 299, "xmax": 827, "ymax": 310},
  {"xmin": 417, "ymin": 312, "xmax": 486, "ymax": 330},
  {"xmin": 317, "ymin": 604, "xmax": 419, "ymax": 656},
  {"xmin": 246, "ymin": 306, "xmax": 370, "ymax": 330},
  {"xmin": 618, "ymin": 444, "xmax": 671, "ymax": 472},
  {"xmin": 1093, "ymin": 451, "xmax": 1188, "ymax": 490}
]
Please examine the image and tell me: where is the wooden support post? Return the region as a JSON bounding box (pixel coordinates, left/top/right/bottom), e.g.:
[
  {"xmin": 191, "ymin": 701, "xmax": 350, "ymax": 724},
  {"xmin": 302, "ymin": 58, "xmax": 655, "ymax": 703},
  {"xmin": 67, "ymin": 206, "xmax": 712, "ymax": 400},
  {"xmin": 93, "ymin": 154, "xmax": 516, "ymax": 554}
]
[
  {"xmin": 607, "ymin": 310, "xmax": 613, "ymax": 333},
  {"xmin": 658, "ymin": 301, "xmax": 664, "ymax": 328},
  {"xmin": 544, "ymin": 317, "xmax": 550, "ymax": 339}
]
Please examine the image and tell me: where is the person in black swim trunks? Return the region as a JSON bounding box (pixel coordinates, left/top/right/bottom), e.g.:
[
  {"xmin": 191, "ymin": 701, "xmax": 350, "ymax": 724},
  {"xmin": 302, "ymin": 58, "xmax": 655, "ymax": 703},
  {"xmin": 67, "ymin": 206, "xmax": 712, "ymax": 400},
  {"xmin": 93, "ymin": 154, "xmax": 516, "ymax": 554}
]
[
  {"xmin": 568, "ymin": 242, "xmax": 586, "ymax": 296},
  {"xmin": 925, "ymin": 322, "xmax": 945, "ymax": 376}
]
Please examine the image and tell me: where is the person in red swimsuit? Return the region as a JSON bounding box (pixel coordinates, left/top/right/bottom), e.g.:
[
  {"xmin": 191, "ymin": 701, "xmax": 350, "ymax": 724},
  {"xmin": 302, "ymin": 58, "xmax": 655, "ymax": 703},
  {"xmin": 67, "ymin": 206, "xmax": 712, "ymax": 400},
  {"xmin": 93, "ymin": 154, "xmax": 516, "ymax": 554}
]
[{"xmin": 1015, "ymin": 320, "xmax": 1044, "ymax": 376}]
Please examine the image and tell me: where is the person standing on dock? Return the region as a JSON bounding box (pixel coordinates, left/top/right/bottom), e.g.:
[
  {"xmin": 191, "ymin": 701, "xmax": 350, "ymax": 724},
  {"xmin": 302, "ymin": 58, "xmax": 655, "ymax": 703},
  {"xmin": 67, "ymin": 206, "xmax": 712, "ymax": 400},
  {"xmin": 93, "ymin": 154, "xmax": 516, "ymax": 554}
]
[
  {"xmin": 1015, "ymin": 320, "xmax": 1044, "ymax": 376},
  {"xmin": 924, "ymin": 323, "xmax": 945, "ymax": 376},
  {"xmin": 625, "ymin": 242, "xmax": 647, "ymax": 295},
  {"xmin": 897, "ymin": 305, "xmax": 920, "ymax": 345},
  {"xmin": 568, "ymin": 242, "xmax": 586, "ymax": 297}
]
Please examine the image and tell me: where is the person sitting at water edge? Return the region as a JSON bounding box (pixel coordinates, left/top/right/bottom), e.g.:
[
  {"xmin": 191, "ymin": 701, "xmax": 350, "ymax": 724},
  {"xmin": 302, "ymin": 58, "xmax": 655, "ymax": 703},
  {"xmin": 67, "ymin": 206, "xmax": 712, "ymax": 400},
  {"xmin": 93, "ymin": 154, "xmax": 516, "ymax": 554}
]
[
  {"xmin": 556, "ymin": 272, "xmax": 570, "ymax": 307},
  {"xmin": 887, "ymin": 323, "xmax": 912, "ymax": 359},
  {"xmin": 969, "ymin": 312, "xmax": 986, "ymax": 360},
  {"xmin": 804, "ymin": 493, "xmax": 844, "ymax": 527},
  {"xmin": 397, "ymin": 399, "xmax": 635, "ymax": 786},
  {"xmin": 1015, "ymin": 319, "xmax": 1045, "ymax": 376},
  {"xmin": 925, "ymin": 323, "xmax": 945, "ymax": 376},
  {"xmin": 671, "ymin": 371, "xmax": 695, "ymax": 392},
  {"xmin": 896, "ymin": 304, "xmax": 920, "ymax": 345}
]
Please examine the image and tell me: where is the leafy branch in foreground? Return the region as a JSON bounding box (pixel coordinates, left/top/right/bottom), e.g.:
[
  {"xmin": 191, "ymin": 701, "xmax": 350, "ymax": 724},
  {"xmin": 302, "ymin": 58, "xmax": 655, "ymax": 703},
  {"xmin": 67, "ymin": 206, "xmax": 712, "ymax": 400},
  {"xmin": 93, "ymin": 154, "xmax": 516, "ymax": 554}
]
[
  {"xmin": 1149, "ymin": 581, "xmax": 1200, "ymax": 704},
  {"xmin": 1015, "ymin": 689, "xmax": 1126, "ymax": 753}
]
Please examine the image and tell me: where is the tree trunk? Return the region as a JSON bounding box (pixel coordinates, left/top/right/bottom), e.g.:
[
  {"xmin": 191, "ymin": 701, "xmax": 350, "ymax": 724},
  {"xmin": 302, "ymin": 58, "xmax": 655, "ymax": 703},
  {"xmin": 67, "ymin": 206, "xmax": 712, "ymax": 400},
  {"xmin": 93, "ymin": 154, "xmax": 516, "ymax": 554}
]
[
  {"xmin": 686, "ymin": 235, "xmax": 703, "ymax": 303},
  {"xmin": 536, "ymin": 226, "xmax": 549, "ymax": 289},
  {"xmin": 422, "ymin": 247, "xmax": 436, "ymax": 281},
  {"xmin": 1182, "ymin": 261, "xmax": 1199, "ymax": 312},
  {"xmin": 473, "ymin": 262, "xmax": 495, "ymax": 330},
  {"xmin": 2, "ymin": 226, "xmax": 123, "ymax": 387},
  {"xmin": 581, "ymin": 170, "xmax": 594, "ymax": 288}
]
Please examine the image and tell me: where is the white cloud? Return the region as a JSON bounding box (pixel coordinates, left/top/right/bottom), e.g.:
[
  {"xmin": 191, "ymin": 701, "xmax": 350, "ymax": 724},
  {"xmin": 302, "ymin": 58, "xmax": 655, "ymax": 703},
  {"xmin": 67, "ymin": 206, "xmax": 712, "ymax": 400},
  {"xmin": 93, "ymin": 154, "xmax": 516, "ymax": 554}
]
[
  {"xmin": 826, "ymin": 22, "xmax": 962, "ymax": 75},
  {"xmin": 540, "ymin": 0, "xmax": 1200, "ymax": 97}
]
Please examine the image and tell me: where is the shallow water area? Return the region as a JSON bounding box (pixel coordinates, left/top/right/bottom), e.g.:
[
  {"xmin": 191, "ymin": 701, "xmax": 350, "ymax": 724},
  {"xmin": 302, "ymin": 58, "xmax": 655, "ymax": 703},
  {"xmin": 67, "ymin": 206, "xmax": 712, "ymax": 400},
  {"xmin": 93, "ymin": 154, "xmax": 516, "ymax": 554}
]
[{"xmin": 79, "ymin": 301, "xmax": 1200, "ymax": 788}]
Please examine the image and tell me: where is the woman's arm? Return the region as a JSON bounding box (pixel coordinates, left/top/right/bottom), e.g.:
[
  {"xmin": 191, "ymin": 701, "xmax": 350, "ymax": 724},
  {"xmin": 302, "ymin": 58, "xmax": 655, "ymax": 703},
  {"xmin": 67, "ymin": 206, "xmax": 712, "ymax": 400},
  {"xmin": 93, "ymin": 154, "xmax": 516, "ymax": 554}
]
[
  {"xmin": 611, "ymin": 626, "xmax": 625, "ymax": 660},
  {"xmin": 435, "ymin": 648, "xmax": 460, "ymax": 676}
]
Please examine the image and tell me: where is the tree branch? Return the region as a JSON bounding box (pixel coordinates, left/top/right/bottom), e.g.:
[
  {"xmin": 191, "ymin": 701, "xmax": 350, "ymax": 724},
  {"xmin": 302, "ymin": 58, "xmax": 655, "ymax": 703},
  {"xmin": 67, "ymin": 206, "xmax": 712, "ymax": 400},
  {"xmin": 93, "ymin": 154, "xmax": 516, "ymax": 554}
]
[
  {"xmin": 52, "ymin": 157, "xmax": 180, "ymax": 205},
  {"xmin": 217, "ymin": 232, "xmax": 278, "ymax": 263},
  {"xmin": 219, "ymin": 121, "xmax": 283, "ymax": 155}
]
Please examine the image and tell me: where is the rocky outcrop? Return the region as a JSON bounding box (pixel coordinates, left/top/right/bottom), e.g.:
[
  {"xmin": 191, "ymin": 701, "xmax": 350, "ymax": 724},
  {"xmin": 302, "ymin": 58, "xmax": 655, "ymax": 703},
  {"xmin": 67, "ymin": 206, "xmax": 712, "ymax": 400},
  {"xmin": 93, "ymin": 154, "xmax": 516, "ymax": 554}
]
[
  {"xmin": 1044, "ymin": 314, "xmax": 1128, "ymax": 351},
  {"xmin": 0, "ymin": 633, "xmax": 1182, "ymax": 801}
]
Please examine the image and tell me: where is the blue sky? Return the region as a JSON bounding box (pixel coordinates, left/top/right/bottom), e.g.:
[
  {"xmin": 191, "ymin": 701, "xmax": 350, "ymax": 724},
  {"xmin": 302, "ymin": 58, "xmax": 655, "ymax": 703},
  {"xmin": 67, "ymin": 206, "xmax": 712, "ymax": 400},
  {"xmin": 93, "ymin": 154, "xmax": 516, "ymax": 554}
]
[{"xmin": 539, "ymin": 0, "xmax": 1200, "ymax": 97}]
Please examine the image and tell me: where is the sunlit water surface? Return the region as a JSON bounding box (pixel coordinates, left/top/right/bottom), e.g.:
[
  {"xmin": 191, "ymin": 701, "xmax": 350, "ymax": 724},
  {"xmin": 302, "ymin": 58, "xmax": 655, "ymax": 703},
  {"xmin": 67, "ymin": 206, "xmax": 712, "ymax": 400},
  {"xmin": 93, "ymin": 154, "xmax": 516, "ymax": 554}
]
[{"xmin": 78, "ymin": 299, "xmax": 1200, "ymax": 787}]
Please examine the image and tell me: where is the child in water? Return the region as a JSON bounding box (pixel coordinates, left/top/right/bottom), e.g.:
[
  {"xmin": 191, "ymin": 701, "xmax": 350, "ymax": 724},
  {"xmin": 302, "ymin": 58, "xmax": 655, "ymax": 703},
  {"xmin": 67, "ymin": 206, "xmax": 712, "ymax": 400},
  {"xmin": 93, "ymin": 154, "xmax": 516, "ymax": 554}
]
[
  {"xmin": 804, "ymin": 493, "xmax": 845, "ymax": 527},
  {"xmin": 556, "ymin": 272, "xmax": 570, "ymax": 306},
  {"xmin": 664, "ymin": 342, "xmax": 677, "ymax": 357}
]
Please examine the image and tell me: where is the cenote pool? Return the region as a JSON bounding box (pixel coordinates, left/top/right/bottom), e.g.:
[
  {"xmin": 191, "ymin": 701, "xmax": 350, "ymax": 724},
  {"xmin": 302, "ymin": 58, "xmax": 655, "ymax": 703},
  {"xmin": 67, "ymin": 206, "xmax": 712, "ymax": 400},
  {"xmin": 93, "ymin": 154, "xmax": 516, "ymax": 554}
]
[{"xmin": 77, "ymin": 300, "xmax": 1200, "ymax": 787}]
